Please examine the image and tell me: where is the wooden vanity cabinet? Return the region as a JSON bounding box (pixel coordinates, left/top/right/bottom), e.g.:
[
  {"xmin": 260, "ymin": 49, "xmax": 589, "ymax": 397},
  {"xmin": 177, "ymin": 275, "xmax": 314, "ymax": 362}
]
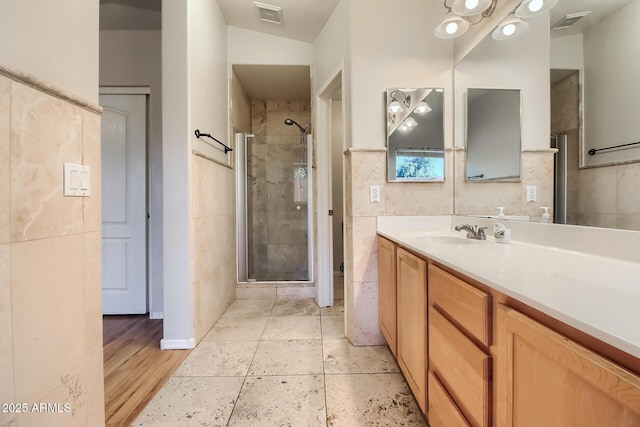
[
  {"xmin": 377, "ymin": 236, "xmax": 397, "ymax": 356},
  {"xmin": 377, "ymin": 233, "xmax": 640, "ymax": 427},
  {"xmin": 497, "ymin": 304, "xmax": 640, "ymax": 427},
  {"xmin": 396, "ymin": 247, "xmax": 428, "ymax": 414},
  {"xmin": 428, "ymin": 264, "xmax": 492, "ymax": 427}
]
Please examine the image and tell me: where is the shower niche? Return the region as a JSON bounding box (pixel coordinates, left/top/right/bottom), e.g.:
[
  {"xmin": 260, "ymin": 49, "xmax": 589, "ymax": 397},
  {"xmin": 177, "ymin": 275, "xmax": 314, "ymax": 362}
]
[{"xmin": 236, "ymin": 100, "xmax": 312, "ymax": 282}]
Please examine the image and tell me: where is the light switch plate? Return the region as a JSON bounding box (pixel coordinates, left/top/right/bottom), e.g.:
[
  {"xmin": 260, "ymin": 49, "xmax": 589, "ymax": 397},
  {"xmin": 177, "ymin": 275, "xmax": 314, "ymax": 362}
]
[
  {"xmin": 64, "ymin": 163, "xmax": 91, "ymax": 197},
  {"xmin": 370, "ymin": 185, "xmax": 381, "ymax": 203},
  {"xmin": 526, "ymin": 185, "xmax": 537, "ymax": 202}
]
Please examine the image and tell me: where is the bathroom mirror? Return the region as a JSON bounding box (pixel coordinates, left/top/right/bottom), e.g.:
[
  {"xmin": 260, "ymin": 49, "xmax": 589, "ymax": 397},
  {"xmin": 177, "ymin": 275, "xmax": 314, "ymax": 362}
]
[
  {"xmin": 454, "ymin": 0, "xmax": 640, "ymax": 231},
  {"xmin": 386, "ymin": 88, "xmax": 445, "ymax": 182},
  {"xmin": 466, "ymin": 88, "xmax": 521, "ymax": 182}
]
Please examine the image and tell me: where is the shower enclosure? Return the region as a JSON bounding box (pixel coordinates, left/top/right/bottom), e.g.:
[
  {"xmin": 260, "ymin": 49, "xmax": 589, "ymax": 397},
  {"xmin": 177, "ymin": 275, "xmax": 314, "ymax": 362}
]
[{"xmin": 236, "ymin": 103, "xmax": 312, "ymax": 282}]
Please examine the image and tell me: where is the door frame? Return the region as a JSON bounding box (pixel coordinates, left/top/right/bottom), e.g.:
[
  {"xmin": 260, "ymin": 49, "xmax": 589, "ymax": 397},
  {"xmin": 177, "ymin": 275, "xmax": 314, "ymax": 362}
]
[
  {"xmin": 99, "ymin": 86, "xmax": 152, "ymax": 314},
  {"xmin": 315, "ymin": 65, "xmax": 346, "ymax": 308}
]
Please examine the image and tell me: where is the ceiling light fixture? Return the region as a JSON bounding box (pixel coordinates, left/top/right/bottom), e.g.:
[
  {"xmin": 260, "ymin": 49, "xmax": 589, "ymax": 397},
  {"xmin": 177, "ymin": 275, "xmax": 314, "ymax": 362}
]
[
  {"xmin": 492, "ymin": 14, "xmax": 528, "ymax": 40},
  {"xmin": 436, "ymin": 0, "xmax": 558, "ymax": 40},
  {"xmin": 452, "ymin": 0, "xmax": 494, "ymax": 17},
  {"xmin": 435, "ymin": 0, "xmax": 497, "ymax": 39},
  {"xmin": 515, "ymin": 0, "xmax": 558, "ymax": 18}
]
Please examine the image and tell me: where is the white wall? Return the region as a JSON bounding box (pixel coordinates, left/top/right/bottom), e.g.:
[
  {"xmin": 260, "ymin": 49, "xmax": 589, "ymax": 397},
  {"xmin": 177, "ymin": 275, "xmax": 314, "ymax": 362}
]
[
  {"xmin": 0, "ymin": 0, "xmax": 99, "ymax": 102},
  {"xmin": 228, "ymin": 26, "xmax": 314, "ymax": 65},
  {"xmin": 99, "ymin": 30, "xmax": 164, "ymax": 317},
  {"xmin": 161, "ymin": 0, "xmax": 193, "ymax": 348},
  {"xmin": 314, "ymin": 0, "xmax": 349, "ymax": 90},
  {"xmin": 455, "ymin": 14, "xmax": 550, "ymax": 151},
  {"xmin": 161, "ymin": 0, "xmax": 231, "ymax": 348},
  {"xmin": 348, "ymin": 0, "xmax": 453, "ymax": 149},
  {"xmin": 550, "ymin": 34, "xmax": 583, "ymax": 70}
]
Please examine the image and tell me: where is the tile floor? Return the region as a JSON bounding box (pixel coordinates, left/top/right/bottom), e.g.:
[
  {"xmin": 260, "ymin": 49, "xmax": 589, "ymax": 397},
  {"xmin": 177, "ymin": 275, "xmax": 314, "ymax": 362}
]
[{"xmin": 134, "ymin": 282, "xmax": 427, "ymax": 426}]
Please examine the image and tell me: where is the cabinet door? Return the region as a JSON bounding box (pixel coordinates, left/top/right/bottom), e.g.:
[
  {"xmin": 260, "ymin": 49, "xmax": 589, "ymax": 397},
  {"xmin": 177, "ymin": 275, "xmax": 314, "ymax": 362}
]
[
  {"xmin": 499, "ymin": 304, "xmax": 640, "ymax": 427},
  {"xmin": 397, "ymin": 247, "xmax": 427, "ymax": 414},
  {"xmin": 378, "ymin": 236, "xmax": 397, "ymax": 356}
]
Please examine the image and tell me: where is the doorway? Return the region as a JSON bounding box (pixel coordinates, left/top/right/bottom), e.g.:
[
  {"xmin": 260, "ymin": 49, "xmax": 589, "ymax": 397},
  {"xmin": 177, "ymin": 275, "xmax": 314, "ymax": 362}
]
[
  {"xmin": 100, "ymin": 91, "xmax": 148, "ymax": 314},
  {"xmin": 232, "ymin": 64, "xmax": 314, "ymax": 284},
  {"xmin": 316, "ymin": 69, "xmax": 345, "ymax": 308}
]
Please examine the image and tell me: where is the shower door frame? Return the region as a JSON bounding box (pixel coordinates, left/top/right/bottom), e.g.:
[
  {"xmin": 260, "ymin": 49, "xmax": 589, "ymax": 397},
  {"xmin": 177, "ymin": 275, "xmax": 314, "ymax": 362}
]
[{"xmin": 235, "ymin": 132, "xmax": 314, "ymax": 283}]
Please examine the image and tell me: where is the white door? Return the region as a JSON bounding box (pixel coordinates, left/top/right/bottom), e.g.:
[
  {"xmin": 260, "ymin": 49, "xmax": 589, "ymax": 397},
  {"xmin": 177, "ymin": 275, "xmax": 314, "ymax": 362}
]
[{"xmin": 100, "ymin": 94, "xmax": 147, "ymax": 314}]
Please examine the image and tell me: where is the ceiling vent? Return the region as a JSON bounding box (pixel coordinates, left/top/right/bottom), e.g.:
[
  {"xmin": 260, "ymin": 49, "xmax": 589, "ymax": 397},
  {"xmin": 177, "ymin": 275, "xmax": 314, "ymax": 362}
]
[
  {"xmin": 552, "ymin": 11, "xmax": 591, "ymax": 30},
  {"xmin": 254, "ymin": 2, "xmax": 282, "ymax": 25}
]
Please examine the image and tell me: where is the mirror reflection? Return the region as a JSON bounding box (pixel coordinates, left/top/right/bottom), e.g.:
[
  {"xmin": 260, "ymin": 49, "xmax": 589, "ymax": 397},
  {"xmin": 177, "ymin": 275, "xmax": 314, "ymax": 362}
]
[
  {"xmin": 466, "ymin": 88, "xmax": 521, "ymax": 182},
  {"xmin": 550, "ymin": 0, "xmax": 640, "ymax": 231},
  {"xmin": 386, "ymin": 88, "xmax": 445, "ymax": 182}
]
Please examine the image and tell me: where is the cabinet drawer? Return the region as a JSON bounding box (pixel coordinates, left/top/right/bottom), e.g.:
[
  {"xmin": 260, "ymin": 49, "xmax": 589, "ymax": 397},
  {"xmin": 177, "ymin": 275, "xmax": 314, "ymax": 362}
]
[
  {"xmin": 428, "ymin": 371, "xmax": 471, "ymax": 427},
  {"xmin": 429, "ymin": 306, "xmax": 491, "ymax": 427},
  {"xmin": 428, "ymin": 264, "xmax": 491, "ymax": 346}
]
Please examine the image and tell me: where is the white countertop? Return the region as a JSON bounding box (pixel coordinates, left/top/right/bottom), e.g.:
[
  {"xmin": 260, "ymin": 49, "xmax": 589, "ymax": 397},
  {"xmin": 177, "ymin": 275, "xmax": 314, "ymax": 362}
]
[{"xmin": 377, "ymin": 216, "xmax": 640, "ymax": 359}]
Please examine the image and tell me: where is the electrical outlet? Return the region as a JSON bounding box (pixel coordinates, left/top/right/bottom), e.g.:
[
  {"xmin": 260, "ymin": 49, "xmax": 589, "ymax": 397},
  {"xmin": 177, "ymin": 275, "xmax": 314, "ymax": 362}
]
[
  {"xmin": 370, "ymin": 185, "xmax": 381, "ymax": 203},
  {"xmin": 526, "ymin": 185, "xmax": 537, "ymax": 202}
]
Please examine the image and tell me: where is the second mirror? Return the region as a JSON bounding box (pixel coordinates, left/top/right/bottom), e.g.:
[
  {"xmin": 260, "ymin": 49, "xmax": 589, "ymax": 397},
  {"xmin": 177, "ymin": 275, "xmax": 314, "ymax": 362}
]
[
  {"xmin": 386, "ymin": 88, "xmax": 445, "ymax": 182},
  {"xmin": 466, "ymin": 88, "xmax": 521, "ymax": 182}
]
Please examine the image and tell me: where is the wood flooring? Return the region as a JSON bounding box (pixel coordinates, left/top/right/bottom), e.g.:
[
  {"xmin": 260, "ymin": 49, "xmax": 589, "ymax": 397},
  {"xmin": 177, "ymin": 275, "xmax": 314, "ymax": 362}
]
[{"xmin": 103, "ymin": 315, "xmax": 191, "ymax": 427}]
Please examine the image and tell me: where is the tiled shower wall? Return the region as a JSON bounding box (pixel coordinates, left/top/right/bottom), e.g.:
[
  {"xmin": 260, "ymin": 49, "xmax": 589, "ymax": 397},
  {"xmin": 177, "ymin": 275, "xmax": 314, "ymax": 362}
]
[
  {"xmin": 0, "ymin": 69, "xmax": 105, "ymax": 426},
  {"xmin": 248, "ymin": 100, "xmax": 310, "ymax": 281},
  {"xmin": 551, "ymin": 72, "xmax": 640, "ymax": 230}
]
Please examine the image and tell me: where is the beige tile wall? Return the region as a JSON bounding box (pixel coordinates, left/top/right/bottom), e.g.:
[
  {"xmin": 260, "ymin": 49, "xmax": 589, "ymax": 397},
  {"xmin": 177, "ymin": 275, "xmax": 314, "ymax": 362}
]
[
  {"xmin": 191, "ymin": 155, "xmax": 236, "ymax": 342},
  {"xmin": 344, "ymin": 148, "xmax": 454, "ymax": 346},
  {"xmin": 0, "ymin": 73, "xmax": 104, "ymax": 426},
  {"xmin": 455, "ymin": 150, "xmax": 555, "ymax": 221},
  {"xmin": 343, "ymin": 148, "xmax": 554, "ymax": 346}
]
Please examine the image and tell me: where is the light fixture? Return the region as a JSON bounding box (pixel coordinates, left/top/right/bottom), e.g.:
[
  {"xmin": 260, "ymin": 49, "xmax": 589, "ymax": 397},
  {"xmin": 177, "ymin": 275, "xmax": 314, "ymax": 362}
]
[
  {"xmin": 387, "ymin": 90, "xmax": 411, "ymax": 113},
  {"xmin": 414, "ymin": 101, "xmax": 432, "ymax": 114},
  {"xmin": 435, "ymin": 0, "xmax": 496, "ymax": 39},
  {"xmin": 452, "ymin": 0, "xmax": 494, "ymax": 17},
  {"xmin": 492, "ymin": 14, "xmax": 528, "ymax": 40},
  {"xmin": 404, "ymin": 117, "xmax": 418, "ymax": 128},
  {"xmin": 515, "ymin": 0, "xmax": 558, "ymax": 18},
  {"xmin": 435, "ymin": 0, "xmax": 558, "ymax": 40},
  {"xmin": 435, "ymin": 12, "xmax": 470, "ymax": 38}
]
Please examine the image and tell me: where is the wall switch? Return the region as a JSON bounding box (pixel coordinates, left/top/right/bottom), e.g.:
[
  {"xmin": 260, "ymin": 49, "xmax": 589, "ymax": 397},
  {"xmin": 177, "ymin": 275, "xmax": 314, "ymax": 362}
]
[
  {"xmin": 526, "ymin": 185, "xmax": 537, "ymax": 202},
  {"xmin": 64, "ymin": 163, "xmax": 91, "ymax": 197},
  {"xmin": 370, "ymin": 185, "xmax": 381, "ymax": 203}
]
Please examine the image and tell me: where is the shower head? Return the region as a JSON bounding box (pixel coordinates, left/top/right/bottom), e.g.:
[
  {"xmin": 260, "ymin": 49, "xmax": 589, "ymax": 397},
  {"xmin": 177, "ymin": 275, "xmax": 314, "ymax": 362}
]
[{"xmin": 284, "ymin": 118, "xmax": 311, "ymax": 134}]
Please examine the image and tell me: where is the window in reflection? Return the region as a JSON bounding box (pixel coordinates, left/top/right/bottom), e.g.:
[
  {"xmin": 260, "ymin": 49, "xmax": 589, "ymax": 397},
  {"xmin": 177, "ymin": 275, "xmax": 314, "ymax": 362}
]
[{"xmin": 386, "ymin": 88, "xmax": 445, "ymax": 182}]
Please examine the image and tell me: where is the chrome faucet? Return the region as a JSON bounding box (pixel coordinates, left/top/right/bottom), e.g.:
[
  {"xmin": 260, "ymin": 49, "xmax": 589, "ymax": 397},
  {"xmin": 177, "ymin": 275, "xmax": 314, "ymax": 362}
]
[{"xmin": 455, "ymin": 224, "xmax": 487, "ymax": 240}]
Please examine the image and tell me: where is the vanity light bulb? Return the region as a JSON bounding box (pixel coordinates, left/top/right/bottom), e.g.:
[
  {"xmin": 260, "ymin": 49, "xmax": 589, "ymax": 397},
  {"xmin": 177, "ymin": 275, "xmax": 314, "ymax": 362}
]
[
  {"xmin": 502, "ymin": 23, "xmax": 516, "ymax": 36},
  {"xmin": 446, "ymin": 21, "xmax": 459, "ymax": 35},
  {"xmin": 528, "ymin": 0, "xmax": 543, "ymax": 12},
  {"xmin": 405, "ymin": 117, "xmax": 418, "ymax": 127},
  {"xmin": 465, "ymin": 0, "xmax": 479, "ymax": 10},
  {"xmin": 388, "ymin": 101, "xmax": 403, "ymax": 114}
]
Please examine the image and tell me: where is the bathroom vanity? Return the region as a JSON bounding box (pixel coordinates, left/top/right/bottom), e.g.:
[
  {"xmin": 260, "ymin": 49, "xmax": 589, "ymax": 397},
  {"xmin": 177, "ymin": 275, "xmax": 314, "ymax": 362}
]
[{"xmin": 377, "ymin": 216, "xmax": 640, "ymax": 426}]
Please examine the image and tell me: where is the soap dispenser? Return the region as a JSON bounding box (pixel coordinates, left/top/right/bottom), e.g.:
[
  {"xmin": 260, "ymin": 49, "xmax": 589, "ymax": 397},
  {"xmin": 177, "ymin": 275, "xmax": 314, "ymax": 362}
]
[
  {"xmin": 541, "ymin": 207, "xmax": 551, "ymax": 223},
  {"xmin": 494, "ymin": 207, "xmax": 511, "ymax": 243}
]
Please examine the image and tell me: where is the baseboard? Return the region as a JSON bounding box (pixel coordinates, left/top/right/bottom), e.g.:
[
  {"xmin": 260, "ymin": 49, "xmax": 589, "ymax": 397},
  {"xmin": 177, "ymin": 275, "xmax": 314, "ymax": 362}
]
[
  {"xmin": 149, "ymin": 311, "xmax": 164, "ymax": 320},
  {"xmin": 160, "ymin": 338, "xmax": 196, "ymax": 350}
]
